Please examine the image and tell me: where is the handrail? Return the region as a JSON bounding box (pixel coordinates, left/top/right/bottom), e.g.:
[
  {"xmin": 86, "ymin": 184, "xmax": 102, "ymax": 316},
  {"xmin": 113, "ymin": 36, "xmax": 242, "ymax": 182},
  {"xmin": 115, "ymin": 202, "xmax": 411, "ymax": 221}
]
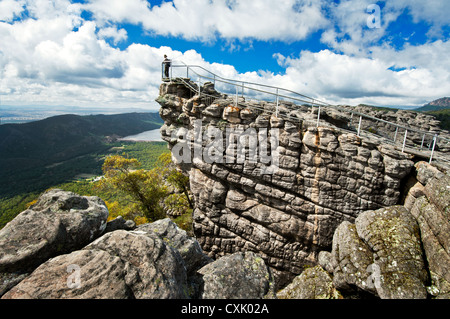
[
  {"xmin": 169, "ymin": 60, "xmax": 329, "ymax": 106},
  {"xmin": 162, "ymin": 61, "xmax": 449, "ymax": 164}
]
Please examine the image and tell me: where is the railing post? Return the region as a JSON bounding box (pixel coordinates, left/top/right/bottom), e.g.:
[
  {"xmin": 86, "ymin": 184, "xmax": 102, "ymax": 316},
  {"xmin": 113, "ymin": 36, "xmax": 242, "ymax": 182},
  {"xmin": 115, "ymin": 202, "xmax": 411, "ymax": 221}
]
[
  {"xmin": 316, "ymin": 105, "xmax": 321, "ymax": 127},
  {"xmin": 235, "ymin": 86, "xmax": 238, "ymax": 107},
  {"xmin": 241, "ymin": 82, "xmax": 244, "ymax": 97},
  {"xmin": 276, "ymin": 88, "xmax": 279, "ymax": 118},
  {"xmin": 402, "ymin": 129, "xmax": 408, "ymax": 153},
  {"xmin": 357, "ymin": 116, "xmax": 362, "ymax": 137},
  {"xmin": 429, "ymin": 134, "xmax": 438, "ymax": 163},
  {"xmin": 393, "ymin": 127, "xmax": 398, "ymax": 142},
  {"xmin": 186, "ymin": 66, "xmax": 189, "ymax": 79},
  {"xmin": 198, "ymin": 79, "xmax": 201, "ymax": 96},
  {"xmin": 420, "ymin": 134, "xmax": 426, "ymax": 150}
]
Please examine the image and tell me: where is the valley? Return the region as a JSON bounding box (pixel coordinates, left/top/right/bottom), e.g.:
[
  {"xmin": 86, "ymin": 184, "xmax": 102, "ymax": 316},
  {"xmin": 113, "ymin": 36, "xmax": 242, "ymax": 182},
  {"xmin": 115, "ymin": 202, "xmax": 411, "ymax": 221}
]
[{"xmin": 0, "ymin": 112, "xmax": 169, "ymax": 228}]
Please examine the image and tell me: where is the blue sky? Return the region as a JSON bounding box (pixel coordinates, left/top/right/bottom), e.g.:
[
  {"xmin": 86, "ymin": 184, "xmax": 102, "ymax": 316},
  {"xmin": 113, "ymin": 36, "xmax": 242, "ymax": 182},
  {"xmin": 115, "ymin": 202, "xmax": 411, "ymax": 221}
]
[{"xmin": 0, "ymin": 0, "xmax": 449, "ymax": 110}]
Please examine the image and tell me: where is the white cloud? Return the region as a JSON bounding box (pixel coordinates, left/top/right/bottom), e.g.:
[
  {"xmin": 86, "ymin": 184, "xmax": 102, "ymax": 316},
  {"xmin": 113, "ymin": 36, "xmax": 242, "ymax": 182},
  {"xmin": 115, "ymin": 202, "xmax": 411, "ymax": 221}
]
[
  {"xmin": 85, "ymin": 0, "xmax": 329, "ymax": 42},
  {"xmin": 163, "ymin": 43, "xmax": 450, "ymax": 107},
  {"xmin": 0, "ymin": 0, "xmax": 25, "ymax": 22},
  {"xmin": 319, "ymin": 0, "xmax": 402, "ymax": 56},
  {"xmin": 98, "ymin": 26, "xmax": 128, "ymax": 45},
  {"xmin": 0, "ymin": 11, "xmax": 160, "ymax": 109},
  {"xmin": 1, "ymin": 0, "xmax": 449, "ymax": 110},
  {"xmin": 34, "ymin": 22, "xmax": 127, "ymax": 84},
  {"xmin": 386, "ymin": 0, "xmax": 450, "ymax": 30},
  {"xmin": 262, "ymin": 46, "xmax": 450, "ymax": 106},
  {"xmin": 0, "ymin": 12, "xmax": 210, "ymax": 109},
  {"xmin": 320, "ymin": 0, "xmax": 450, "ymax": 56},
  {"xmin": 83, "ymin": 0, "xmax": 150, "ymax": 25}
]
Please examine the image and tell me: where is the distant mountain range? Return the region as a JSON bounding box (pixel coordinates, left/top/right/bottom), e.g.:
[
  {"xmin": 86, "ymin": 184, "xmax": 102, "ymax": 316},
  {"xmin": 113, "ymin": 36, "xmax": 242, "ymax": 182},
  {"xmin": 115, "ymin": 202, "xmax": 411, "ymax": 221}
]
[
  {"xmin": 0, "ymin": 112, "xmax": 163, "ymax": 197},
  {"xmin": 415, "ymin": 97, "xmax": 450, "ymax": 112},
  {"xmin": 414, "ymin": 98, "xmax": 450, "ymax": 131}
]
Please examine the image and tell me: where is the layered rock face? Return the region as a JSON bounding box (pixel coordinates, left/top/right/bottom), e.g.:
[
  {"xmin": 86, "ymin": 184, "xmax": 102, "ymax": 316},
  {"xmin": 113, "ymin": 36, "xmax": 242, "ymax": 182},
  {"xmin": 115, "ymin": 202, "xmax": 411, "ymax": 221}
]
[
  {"xmin": 279, "ymin": 162, "xmax": 450, "ymax": 299},
  {"xmin": 156, "ymin": 79, "xmax": 417, "ymax": 285}
]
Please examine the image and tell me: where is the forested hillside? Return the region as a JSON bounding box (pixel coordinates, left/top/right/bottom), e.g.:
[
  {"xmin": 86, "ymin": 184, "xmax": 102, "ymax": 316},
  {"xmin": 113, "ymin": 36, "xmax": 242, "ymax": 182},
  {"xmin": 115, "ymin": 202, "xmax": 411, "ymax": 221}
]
[
  {"xmin": 0, "ymin": 141, "xmax": 170, "ymax": 229},
  {"xmin": 0, "ymin": 112, "xmax": 163, "ymax": 197}
]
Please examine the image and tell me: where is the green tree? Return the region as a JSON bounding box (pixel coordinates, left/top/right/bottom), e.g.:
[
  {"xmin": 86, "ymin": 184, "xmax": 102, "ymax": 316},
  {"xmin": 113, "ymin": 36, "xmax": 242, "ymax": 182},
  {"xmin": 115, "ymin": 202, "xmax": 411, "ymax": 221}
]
[
  {"xmin": 99, "ymin": 155, "xmax": 168, "ymax": 222},
  {"xmin": 157, "ymin": 153, "xmax": 193, "ymax": 209}
]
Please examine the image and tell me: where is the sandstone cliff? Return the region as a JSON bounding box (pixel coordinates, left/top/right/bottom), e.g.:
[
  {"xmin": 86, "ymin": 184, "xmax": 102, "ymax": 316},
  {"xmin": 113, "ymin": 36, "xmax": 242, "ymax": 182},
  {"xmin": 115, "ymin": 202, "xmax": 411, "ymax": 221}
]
[
  {"xmin": 156, "ymin": 79, "xmax": 449, "ymax": 286},
  {"xmin": 279, "ymin": 163, "xmax": 449, "ymax": 299}
]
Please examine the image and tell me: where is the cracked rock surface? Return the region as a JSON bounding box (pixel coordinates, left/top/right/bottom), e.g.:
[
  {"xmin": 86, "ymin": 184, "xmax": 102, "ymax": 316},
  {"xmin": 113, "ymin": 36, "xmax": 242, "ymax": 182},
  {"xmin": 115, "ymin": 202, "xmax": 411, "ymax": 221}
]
[{"xmin": 157, "ymin": 80, "xmax": 416, "ymax": 286}]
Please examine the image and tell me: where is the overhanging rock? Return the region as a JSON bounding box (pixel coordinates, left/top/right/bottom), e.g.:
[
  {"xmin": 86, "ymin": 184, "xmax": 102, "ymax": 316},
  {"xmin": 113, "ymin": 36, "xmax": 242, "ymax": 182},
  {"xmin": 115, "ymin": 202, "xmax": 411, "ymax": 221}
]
[{"xmin": 156, "ymin": 79, "xmax": 416, "ymax": 287}]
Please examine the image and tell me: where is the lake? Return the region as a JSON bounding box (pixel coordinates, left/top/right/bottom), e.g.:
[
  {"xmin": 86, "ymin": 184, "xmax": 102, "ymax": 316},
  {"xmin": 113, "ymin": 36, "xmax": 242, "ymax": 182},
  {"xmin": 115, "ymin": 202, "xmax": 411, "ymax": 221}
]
[{"xmin": 120, "ymin": 128, "xmax": 164, "ymax": 142}]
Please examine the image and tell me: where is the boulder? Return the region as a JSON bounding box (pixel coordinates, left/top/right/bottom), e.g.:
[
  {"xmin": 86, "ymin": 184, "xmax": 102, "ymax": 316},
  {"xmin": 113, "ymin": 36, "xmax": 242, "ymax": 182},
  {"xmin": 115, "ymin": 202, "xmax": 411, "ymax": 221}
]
[
  {"xmin": 277, "ymin": 266, "xmax": 342, "ymax": 299},
  {"xmin": 0, "ymin": 189, "xmax": 108, "ymax": 273},
  {"xmin": 3, "ymin": 229, "xmax": 190, "ymax": 299},
  {"xmin": 134, "ymin": 218, "xmax": 212, "ymax": 275},
  {"xmin": 355, "ymin": 206, "xmax": 428, "ymax": 299},
  {"xmin": 327, "ymin": 221, "xmax": 375, "ymax": 294},
  {"xmin": 0, "ymin": 210, "xmax": 66, "ymax": 273},
  {"xmin": 313, "ymin": 204, "xmax": 435, "ymax": 299},
  {"xmin": 29, "ymin": 189, "xmax": 109, "ymax": 251},
  {"xmin": 415, "ymin": 161, "xmax": 445, "ymax": 185},
  {"xmin": 86, "ymin": 230, "xmax": 189, "ymax": 299},
  {"xmin": 197, "ymin": 251, "xmax": 275, "ymax": 299},
  {"xmin": 104, "ymin": 216, "xmax": 136, "ymax": 233},
  {"xmin": 2, "ymin": 249, "xmax": 131, "ymax": 299},
  {"xmin": 222, "ymin": 106, "xmax": 241, "ymax": 124},
  {"xmin": 410, "ymin": 175, "xmax": 450, "ymax": 297}
]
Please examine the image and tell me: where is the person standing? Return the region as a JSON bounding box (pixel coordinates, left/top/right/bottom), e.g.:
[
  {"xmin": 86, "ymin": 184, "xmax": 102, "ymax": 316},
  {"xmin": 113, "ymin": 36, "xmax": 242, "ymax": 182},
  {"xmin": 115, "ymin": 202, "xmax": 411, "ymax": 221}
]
[{"xmin": 163, "ymin": 55, "xmax": 171, "ymax": 79}]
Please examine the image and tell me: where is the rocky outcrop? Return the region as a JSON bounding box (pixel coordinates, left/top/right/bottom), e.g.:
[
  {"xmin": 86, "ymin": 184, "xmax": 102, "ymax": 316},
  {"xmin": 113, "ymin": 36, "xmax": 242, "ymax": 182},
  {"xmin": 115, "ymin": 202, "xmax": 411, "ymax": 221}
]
[
  {"xmin": 135, "ymin": 218, "xmax": 212, "ymax": 275},
  {"xmin": 277, "ymin": 265, "xmax": 342, "ymax": 299},
  {"xmin": 3, "ymin": 248, "xmax": 133, "ymax": 299},
  {"xmin": 340, "ymin": 105, "xmax": 447, "ymax": 148},
  {"xmin": 103, "ymin": 215, "xmax": 136, "ymax": 233},
  {"xmin": 280, "ymin": 162, "xmax": 450, "ymax": 299},
  {"xmin": 409, "ymin": 166, "xmax": 450, "ymax": 298},
  {"xmin": 198, "ymin": 251, "xmax": 275, "ymax": 299},
  {"xmin": 156, "ymin": 79, "xmax": 418, "ymax": 286},
  {"xmin": 0, "ymin": 189, "xmax": 273, "ymax": 299},
  {"xmin": 0, "ymin": 189, "xmax": 108, "ymax": 273}
]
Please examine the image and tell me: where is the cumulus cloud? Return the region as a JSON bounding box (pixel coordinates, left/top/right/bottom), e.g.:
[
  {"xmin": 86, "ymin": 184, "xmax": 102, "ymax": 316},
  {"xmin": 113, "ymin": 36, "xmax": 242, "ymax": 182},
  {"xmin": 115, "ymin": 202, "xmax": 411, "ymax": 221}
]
[
  {"xmin": 387, "ymin": 0, "xmax": 450, "ymax": 37},
  {"xmin": 85, "ymin": 0, "xmax": 329, "ymax": 42},
  {"xmin": 98, "ymin": 26, "xmax": 128, "ymax": 45},
  {"xmin": 34, "ymin": 22, "xmax": 127, "ymax": 84},
  {"xmin": 0, "ymin": 8, "xmax": 160, "ymax": 108},
  {"xmin": 0, "ymin": 0, "xmax": 25, "ymax": 22},
  {"xmin": 0, "ymin": 0, "xmax": 449, "ymax": 110},
  {"xmin": 272, "ymin": 48, "xmax": 450, "ymax": 106}
]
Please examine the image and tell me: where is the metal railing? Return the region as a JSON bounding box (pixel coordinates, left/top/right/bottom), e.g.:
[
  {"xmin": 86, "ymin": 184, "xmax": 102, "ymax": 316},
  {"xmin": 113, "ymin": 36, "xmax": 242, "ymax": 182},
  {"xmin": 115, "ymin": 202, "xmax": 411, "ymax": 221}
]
[{"xmin": 162, "ymin": 61, "xmax": 450, "ymax": 164}]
